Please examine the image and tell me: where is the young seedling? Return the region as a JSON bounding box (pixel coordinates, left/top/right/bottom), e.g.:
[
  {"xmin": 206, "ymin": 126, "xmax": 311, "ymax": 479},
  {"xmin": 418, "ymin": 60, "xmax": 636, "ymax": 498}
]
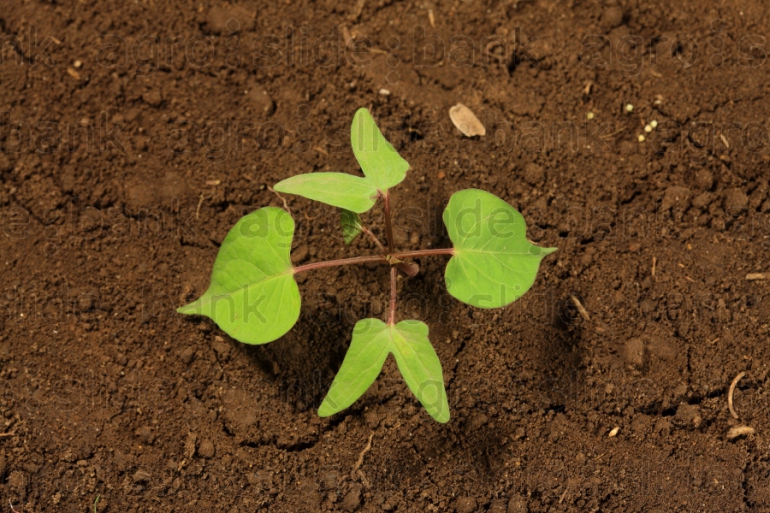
[{"xmin": 178, "ymin": 108, "xmax": 556, "ymax": 422}]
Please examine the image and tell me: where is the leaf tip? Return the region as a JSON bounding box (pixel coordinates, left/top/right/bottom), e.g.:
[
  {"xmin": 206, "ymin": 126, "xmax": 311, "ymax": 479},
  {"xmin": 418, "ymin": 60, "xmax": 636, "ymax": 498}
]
[
  {"xmin": 176, "ymin": 302, "xmax": 197, "ymax": 315},
  {"xmin": 317, "ymin": 401, "xmax": 337, "ymax": 418},
  {"xmin": 539, "ymin": 246, "xmax": 558, "ymax": 257},
  {"xmin": 435, "ymin": 411, "xmax": 450, "ymax": 423}
]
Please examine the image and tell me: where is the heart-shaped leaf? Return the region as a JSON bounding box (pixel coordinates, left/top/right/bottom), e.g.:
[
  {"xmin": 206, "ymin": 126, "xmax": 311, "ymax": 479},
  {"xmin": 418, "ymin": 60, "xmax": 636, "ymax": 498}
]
[
  {"xmin": 319, "ymin": 319, "xmax": 449, "ymax": 422},
  {"xmin": 340, "ymin": 209, "xmax": 364, "ymax": 245},
  {"xmin": 177, "ymin": 207, "xmax": 301, "ymax": 344},
  {"xmin": 351, "ymin": 108, "xmax": 409, "ymax": 192},
  {"xmin": 443, "ymin": 189, "xmax": 556, "ymax": 308},
  {"xmin": 273, "ymin": 172, "xmax": 379, "ymax": 214},
  {"xmin": 273, "ymin": 109, "xmax": 408, "ymax": 213}
]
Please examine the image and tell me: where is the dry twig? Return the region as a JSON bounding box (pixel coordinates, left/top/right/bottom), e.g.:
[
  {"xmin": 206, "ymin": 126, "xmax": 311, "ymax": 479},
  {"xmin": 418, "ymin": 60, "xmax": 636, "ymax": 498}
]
[
  {"xmin": 569, "ymin": 295, "xmax": 590, "ymax": 321},
  {"xmin": 728, "ymin": 371, "xmax": 746, "ymax": 419},
  {"xmin": 352, "ymin": 432, "xmax": 374, "ymax": 475}
]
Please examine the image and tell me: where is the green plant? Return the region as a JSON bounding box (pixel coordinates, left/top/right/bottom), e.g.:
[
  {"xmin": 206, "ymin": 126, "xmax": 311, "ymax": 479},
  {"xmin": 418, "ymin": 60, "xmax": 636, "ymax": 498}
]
[{"xmin": 178, "ymin": 108, "xmax": 556, "ymax": 422}]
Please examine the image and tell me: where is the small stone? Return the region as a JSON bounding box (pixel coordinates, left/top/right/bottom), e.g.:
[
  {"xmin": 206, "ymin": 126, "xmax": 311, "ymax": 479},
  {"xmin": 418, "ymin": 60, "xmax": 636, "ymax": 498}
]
[
  {"xmin": 724, "ymin": 188, "xmax": 749, "ymax": 215},
  {"xmin": 586, "ymin": 111, "xmax": 594, "ymax": 120},
  {"xmin": 180, "ymin": 347, "xmax": 195, "ymax": 365},
  {"xmin": 508, "ymin": 496, "xmax": 529, "ymax": 513},
  {"xmin": 212, "ymin": 336, "xmax": 231, "ymax": 358},
  {"xmin": 341, "ymin": 484, "xmax": 362, "ymax": 511},
  {"xmin": 523, "ymin": 162, "xmax": 545, "ymax": 186},
  {"xmin": 602, "ymin": 6, "xmax": 625, "ymax": 28},
  {"xmin": 661, "ymin": 186, "xmax": 692, "ymax": 213},
  {"xmin": 291, "ymin": 244, "xmax": 309, "ymax": 264},
  {"xmin": 650, "ymin": 120, "xmax": 658, "ymax": 128},
  {"xmin": 132, "ymin": 469, "xmax": 151, "ymax": 483},
  {"xmin": 637, "ymin": 134, "xmax": 645, "ymax": 142},
  {"xmin": 378, "ymin": 88, "xmax": 391, "ymax": 96},
  {"xmin": 692, "ymin": 192, "xmax": 712, "ymax": 210},
  {"xmin": 198, "ymin": 439, "xmax": 215, "ymax": 459},
  {"xmin": 623, "ymin": 338, "xmax": 645, "ymax": 366},
  {"xmin": 608, "ymin": 426, "xmax": 620, "ymax": 437},
  {"xmin": 455, "ymin": 496, "xmax": 477, "ymax": 513},
  {"xmin": 644, "ymin": 124, "xmax": 652, "ymax": 133},
  {"xmin": 694, "ymin": 169, "xmax": 714, "ymax": 190},
  {"xmin": 142, "ymin": 90, "xmax": 162, "ymax": 107},
  {"xmin": 625, "ymin": 103, "xmax": 634, "ymax": 113},
  {"xmin": 449, "ymin": 103, "xmax": 486, "ymax": 137}
]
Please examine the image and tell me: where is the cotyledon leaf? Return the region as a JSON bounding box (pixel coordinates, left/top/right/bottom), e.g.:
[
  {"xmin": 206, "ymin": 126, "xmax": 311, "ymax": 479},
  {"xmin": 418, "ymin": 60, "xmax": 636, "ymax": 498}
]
[
  {"xmin": 177, "ymin": 207, "xmax": 301, "ymax": 344},
  {"xmin": 319, "ymin": 319, "xmax": 449, "ymax": 423},
  {"xmin": 443, "ymin": 189, "xmax": 557, "ymax": 309},
  {"xmin": 350, "ymin": 108, "xmax": 409, "ymax": 192},
  {"xmin": 340, "ymin": 209, "xmax": 364, "ymax": 245},
  {"xmin": 273, "ymin": 172, "xmax": 379, "ymax": 214}
]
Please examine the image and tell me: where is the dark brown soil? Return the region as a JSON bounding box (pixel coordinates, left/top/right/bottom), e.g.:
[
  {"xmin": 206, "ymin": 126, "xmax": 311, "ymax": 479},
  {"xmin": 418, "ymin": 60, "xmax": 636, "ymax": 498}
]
[{"xmin": 1, "ymin": 0, "xmax": 769, "ymax": 511}]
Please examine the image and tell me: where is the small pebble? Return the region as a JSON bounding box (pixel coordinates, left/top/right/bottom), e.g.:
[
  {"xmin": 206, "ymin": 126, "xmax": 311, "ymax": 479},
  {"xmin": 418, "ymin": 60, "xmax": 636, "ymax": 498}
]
[
  {"xmin": 586, "ymin": 112, "xmax": 594, "ymax": 120},
  {"xmin": 638, "ymin": 134, "xmax": 645, "ymax": 142},
  {"xmin": 449, "ymin": 103, "xmax": 486, "ymax": 137},
  {"xmin": 198, "ymin": 439, "xmax": 215, "ymax": 459},
  {"xmin": 608, "ymin": 426, "xmax": 620, "ymax": 437},
  {"xmin": 379, "ymin": 88, "xmax": 391, "ymax": 96},
  {"xmin": 625, "ymin": 103, "xmax": 634, "ymax": 113},
  {"xmin": 650, "ymin": 120, "xmax": 658, "ymax": 128},
  {"xmin": 644, "ymin": 124, "xmax": 652, "ymax": 132}
]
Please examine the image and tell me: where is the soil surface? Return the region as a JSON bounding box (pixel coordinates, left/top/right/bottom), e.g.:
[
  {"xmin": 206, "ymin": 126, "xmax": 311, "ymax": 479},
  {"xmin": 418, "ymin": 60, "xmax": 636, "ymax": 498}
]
[{"xmin": 1, "ymin": 0, "xmax": 770, "ymax": 511}]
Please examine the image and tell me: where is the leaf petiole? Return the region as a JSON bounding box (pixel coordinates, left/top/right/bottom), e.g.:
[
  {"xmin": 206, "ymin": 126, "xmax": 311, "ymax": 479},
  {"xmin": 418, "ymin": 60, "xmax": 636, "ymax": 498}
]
[
  {"xmin": 292, "ymin": 248, "xmax": 455, "ymax": 275},
  {"xmin": 388, "ymin": 266, "xmax": 398, "ymax": 325}
]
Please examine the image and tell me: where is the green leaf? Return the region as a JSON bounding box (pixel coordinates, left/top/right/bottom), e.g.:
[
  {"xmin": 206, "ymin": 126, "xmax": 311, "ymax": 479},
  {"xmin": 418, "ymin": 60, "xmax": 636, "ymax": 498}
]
[
  {"xmin": 351, "ymin": 108, "xmax": 409, "ymax": 192},
  {"xmin": 319, "ymin": 319, "xmax": 449, "ymax": 423},
  {"xmin": 274, "ymin": 172, "xmax": 379, "ymax": 214},
  {"xmin": 340, "ymin": 209, "xmax": 364, "ymax": 245},
  {"xmin": 177, "ymin": 207, "xmax": 301, "ymax": 344},
  {"xmin": 389, "ymin": 320, "xmax": 450, "ymax": 423},
  {"xmin": 443, "ymin": 189, "xmax": 557, "ymax": 309}
]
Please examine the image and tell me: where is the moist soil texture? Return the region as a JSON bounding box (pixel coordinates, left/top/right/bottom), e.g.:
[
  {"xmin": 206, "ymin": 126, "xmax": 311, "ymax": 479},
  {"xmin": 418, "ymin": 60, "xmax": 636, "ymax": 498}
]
[{"xmin": 1, "ymin": 0, "xmax": 770, "ymax": 511}]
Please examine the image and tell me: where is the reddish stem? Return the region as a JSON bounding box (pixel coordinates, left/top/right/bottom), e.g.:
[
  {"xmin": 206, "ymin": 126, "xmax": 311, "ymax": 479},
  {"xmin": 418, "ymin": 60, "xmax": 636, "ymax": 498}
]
[
  {"xmin": 292, "ymin": 248, "xmax": 453, "ymax": 275},
  {"xmin": 390, "ymin": 248, "xmax": 455, "ymax": 259},
  {"xmin": 388, "ymin": 266, "xmax": 398, "ymax": 325},
  {"xmin": 362, "ymin": 227, "xmax": 386, "ymax": 254},
  {"xmin": 293, "ymin": 255, "xmax": 386, "ymax": 274}
]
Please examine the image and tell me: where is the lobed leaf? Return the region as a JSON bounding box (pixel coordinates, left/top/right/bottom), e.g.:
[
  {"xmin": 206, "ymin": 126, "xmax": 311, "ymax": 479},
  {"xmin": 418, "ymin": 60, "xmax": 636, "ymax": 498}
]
[
  {"xmin": 350, "ymin": 108, "xmax": 409, "ymax": 192},
  {"xmin": 319, "ymin": 319, "xmax": 449, "ymax": 422},
  {"xmin": 339, "ymin": 209, "xmax": 364, "ymax": 245},
  {"xmin": 443, "ymin": 189, "xmax": 556, "ymax": 308},
  {"xmin": 177, "ymin": 207, "xmax": 301, "ymax": 344},
  {"xmin": 273, "ymin": 172, "xmax": 379, "ymax": 214}
]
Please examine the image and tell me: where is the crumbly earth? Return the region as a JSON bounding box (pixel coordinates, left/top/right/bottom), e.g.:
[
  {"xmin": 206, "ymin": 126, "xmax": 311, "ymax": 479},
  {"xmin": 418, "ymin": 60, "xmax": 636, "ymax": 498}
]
[{"xmin": 1, "ymin": 0, "xmax": 769, "ymax": 511}]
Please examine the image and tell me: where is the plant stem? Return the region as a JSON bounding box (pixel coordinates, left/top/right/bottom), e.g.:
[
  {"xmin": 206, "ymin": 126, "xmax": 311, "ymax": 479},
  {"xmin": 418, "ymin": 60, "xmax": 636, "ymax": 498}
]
[
  {"xmin": 292, "ymin": 248, "xmax": 453, "ymax": 275},
  {"xmin": 362, "ymin": 227, "xmax": 386, "ymax": 253},
  {"xmin": 388, "ymin": 266, "xmax": 397, "ymax": 325},
  {"xmin": 390, "ymin": 248, "xmax": 455, "ymax": 259},
  {"xmin": 293, "ymin": 255, "xmax": 386, "ymax": 274},
  {"xmin": 383, "ymin": 192, "xmax": 396, "ymax": 250}
]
